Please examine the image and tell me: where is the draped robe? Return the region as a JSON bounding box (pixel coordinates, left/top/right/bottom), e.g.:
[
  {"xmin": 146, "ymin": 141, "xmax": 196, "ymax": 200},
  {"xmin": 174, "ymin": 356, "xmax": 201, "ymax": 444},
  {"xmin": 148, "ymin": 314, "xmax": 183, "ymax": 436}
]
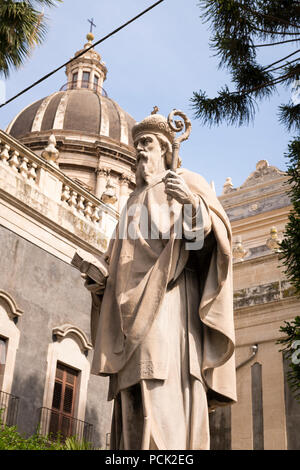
[{"xmin": 89, "ymin": 168, "xmax": 236, "ymax": 450}]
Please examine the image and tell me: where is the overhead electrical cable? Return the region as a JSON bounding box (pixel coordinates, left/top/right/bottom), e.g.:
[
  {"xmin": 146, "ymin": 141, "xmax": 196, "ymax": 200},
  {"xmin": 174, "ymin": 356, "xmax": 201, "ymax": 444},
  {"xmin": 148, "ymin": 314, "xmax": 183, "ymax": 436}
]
[{"xmin": 0, "ymin": 0, "xmax": 165, "ymax": 109}]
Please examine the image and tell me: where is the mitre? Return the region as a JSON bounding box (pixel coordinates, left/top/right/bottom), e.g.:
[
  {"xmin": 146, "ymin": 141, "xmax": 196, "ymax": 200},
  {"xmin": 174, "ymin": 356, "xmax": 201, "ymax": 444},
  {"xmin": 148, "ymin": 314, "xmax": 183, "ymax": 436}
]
[{"xmin": 132, "ymin": 112, "xmax": 175, "ymax": 144}]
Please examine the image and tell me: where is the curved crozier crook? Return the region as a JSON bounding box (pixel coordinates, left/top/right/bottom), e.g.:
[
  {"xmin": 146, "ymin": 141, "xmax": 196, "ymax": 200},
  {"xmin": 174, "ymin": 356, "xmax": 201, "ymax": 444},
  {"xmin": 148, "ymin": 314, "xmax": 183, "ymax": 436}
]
[{"xmin": 167, "ymin": 109, "xmax": 192, "ymax": 170}]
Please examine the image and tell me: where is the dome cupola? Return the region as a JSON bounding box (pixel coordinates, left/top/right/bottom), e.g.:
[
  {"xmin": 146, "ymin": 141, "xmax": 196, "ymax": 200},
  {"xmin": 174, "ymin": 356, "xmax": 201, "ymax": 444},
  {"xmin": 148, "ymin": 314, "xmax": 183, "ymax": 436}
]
[
  {"xmin": 6, "ymin": 33, "xmax": 136, "ymax": 213},
  {"xmin": 63, "ymin": 32, "xmax": 107, "ymax": 95}
]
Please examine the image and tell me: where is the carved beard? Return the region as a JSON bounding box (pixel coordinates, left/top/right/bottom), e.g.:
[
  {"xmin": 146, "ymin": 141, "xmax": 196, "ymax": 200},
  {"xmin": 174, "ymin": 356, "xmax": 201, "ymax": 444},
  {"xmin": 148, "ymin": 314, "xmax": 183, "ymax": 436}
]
[
  {"xmin": 135, "ymin": 152, "xmax": 155, "ymax": 186},
  {"xmin": 135, "ymin": 149, "xmax": 167, "ymax": 188}
]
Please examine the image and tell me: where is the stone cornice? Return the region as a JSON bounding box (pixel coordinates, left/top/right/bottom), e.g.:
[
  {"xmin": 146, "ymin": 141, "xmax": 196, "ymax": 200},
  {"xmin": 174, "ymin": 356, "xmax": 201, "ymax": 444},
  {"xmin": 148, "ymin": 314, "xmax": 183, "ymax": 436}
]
[
  {"xmin": 234, "ymin": 296, "xmax": 300, "ymax": 347},
  {"xmin": 230, "ymin": 206, "xmax": 291, "ymax": 232},
  {"xmin": 235, "ymin": 294, "xmax": 298, "ymax": 317},
  {"xmin": 219, "ymin": 176, "xmax": 289, "ymax": 208},
  {"xmin": 19, "ymin": 131, "xmax": 136, "ymax": 160}
]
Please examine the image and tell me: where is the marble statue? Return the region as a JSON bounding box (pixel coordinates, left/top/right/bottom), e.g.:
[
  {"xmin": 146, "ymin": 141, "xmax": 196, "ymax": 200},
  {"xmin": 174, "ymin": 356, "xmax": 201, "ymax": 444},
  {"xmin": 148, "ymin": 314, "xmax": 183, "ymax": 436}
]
[{"xmin": 84, "ymin": 110, "xmax": 236, "ymax": 450}]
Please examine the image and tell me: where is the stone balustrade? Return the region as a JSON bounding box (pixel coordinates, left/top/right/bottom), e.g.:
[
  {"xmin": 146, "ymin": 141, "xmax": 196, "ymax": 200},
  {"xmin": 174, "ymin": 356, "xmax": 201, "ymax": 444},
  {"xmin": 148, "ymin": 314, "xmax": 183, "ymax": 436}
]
[
  {"xmin": 0, "ymin": 141, "xmax": 38, "ymax": 182},
  {"xmin": 0, "ymin": 130, "xmax": 118, "ymax": 257}
]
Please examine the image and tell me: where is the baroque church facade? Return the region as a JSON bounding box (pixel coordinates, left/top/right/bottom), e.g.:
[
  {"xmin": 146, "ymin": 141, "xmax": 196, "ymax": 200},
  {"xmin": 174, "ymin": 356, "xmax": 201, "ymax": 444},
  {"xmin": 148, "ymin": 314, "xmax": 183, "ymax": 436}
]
[{"xmin": 0, "ymin": 34, "xmax": 299, "ymax": 449}]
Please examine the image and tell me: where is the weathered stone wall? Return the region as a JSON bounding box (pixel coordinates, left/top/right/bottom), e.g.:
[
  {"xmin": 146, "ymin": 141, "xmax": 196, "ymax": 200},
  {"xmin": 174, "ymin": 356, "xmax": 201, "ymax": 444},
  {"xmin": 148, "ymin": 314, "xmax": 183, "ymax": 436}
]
[{"xmin": 0, "ymin": 224, "xmax": 112, "ymax": 447}]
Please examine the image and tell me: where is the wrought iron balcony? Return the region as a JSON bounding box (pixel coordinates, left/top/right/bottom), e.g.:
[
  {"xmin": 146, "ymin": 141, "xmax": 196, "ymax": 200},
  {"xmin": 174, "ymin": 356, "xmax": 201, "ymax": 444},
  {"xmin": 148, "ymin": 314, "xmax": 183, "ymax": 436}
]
[
  {"xmin": 38, "ymin": 407, "xmax": 93, "ymax": 443},
  {"xmin": 0, "ymin": 390, "xmax": 19, "ymax": 427}
]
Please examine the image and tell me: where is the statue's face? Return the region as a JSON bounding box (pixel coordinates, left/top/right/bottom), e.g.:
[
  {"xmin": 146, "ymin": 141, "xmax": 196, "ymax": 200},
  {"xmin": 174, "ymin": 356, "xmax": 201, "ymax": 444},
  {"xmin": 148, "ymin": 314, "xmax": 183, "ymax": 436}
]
[{"xmin": 134, "ymin": 133, "xmax": 165, "ymax": 184}]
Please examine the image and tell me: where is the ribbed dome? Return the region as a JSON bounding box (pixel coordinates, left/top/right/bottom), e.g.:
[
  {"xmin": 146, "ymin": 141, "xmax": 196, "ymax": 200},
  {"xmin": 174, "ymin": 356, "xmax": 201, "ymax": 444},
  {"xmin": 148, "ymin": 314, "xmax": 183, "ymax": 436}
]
[{"xmin": 7, "ymin": 88, "xmax": 136, "ymax": 147}]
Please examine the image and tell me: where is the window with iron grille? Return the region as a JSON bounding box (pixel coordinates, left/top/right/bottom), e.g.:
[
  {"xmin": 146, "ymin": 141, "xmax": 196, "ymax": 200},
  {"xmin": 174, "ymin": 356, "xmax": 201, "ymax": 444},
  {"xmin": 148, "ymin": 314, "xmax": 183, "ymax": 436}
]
[
  {"xmin": 49, "ymin": 362, "xmax": 78, "ymax": 439},
  {"xmin": 71, "ymin": 72, "xmax": 78, "ymax": 89},
  {"xmin": 93, "ymin": 75, "xmax": 99, "ymax": 91},
  {"xmin": 82, "ymin": 71, "xmax": 90, "ymax": 88},
  {"xmin": 0, "ymin": 336, "xmax": 7, "ymax": 390}
]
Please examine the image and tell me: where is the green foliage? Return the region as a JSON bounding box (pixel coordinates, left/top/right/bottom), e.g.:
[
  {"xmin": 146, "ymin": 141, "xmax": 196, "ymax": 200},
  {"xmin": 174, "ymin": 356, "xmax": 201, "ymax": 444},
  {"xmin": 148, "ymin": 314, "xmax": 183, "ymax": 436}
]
[
  {"xmin": 0, "ymin": 415, "xmax": 95, "ymax": 450},
  {"xmin": 191, "ymin": 0, "xmax": 300, "ymax": 130},
  {"xmin": 277, "ymin": 316, "xmax": 300, "ymax": 402},
  {"xmin": 0, "ymin": 0, "xmax": 61, "ymax": 77},
  {"xmin": 63, "ymin": 436, "xmax": 94, "ymax": 450},
  {"xmin": 280, "ymin": 137, "xmax": 300, "ymax": 294},
  {"xmin": 0, "ymin": 424, "xmax": 65, "ymax": 450}
]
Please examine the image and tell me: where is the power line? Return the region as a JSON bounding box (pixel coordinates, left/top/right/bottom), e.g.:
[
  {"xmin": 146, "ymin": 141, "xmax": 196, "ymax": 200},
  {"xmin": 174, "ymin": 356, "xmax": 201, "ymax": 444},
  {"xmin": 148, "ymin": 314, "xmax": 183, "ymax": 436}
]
[{"xmin": 0, "ymin": 0, "xmax": 165, "ymax": 109}]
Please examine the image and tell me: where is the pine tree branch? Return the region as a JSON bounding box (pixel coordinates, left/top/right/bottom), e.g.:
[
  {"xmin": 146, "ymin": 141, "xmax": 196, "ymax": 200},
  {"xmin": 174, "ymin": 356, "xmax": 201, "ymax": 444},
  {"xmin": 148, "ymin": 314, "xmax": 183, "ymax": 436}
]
[
  {"xmin": 235, "ymin": 1, "xmax": 300, "ymax": 29},
  {"xmin": 279, "ymin": 103, "xmax": 300, "ymax": 131},
  {"xmin": 268, "ymin": 57, "xmax": 300, "ymax": 72},
  {"xmin": 251, "ymin": 38, "xmax": 300, "ymax": 47},
  {"xmin": 192, "ymin": 68, "xmax": 299, "ymax": 128},
  {"xmin": 263, "ymin": 49, "xmax": 300, "ymax": 70},
  {"xmin": 230, "ymin": 69, "xmax": 300, "ymax": 98},
  {"xmin": 252, "ymin": 25, "xmax": 300, "ymax": 36}
]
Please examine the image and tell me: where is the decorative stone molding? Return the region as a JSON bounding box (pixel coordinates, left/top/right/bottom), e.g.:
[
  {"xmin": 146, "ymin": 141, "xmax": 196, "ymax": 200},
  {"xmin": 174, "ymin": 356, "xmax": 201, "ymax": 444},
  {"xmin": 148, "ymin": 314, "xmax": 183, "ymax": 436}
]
[
  {"xmin": 0, "ymin": 290, "xmax": 23, "ymax": 320},
  {"xmin": 119, "ymin": 173, "xmax": 131, "ymax": 186},
  {"xmin": 52, "ymin": 324, "xmax": 93, "ymax": 352},
  {"xmin": 232, "ymin": 236, "xmax": 249, "ymax": 262},
  {"xmin": 0, "ymin": 291, "xmax": 22, "ymax": 395},
  {"xmin": 41, "ymin": 134, "xmax": 59, "ymax": 167},
  {"xmin": 101, "ymin": 178, "xmax": 118, "ymax": 205},
  {"xmin": 241, "ymin": 160, "xmax": 285, "ymax": 189},
  {"xmin": 266, "ymin": 226, "xmax": 281, "ymax": 252},
  {"xmin": 96, "ymin": 167, "xmax": 110, "ymax": 177},
  {"xmin": 222, "ymin": 177, "xmax": 234, "ymax": 195},
  {"xmin": 42, "ymin": 325, "xmax": 91, "ymax": 429},
  {"xmin": 233, "ymin": 280, "xmax": 295, "ymax": 310}
]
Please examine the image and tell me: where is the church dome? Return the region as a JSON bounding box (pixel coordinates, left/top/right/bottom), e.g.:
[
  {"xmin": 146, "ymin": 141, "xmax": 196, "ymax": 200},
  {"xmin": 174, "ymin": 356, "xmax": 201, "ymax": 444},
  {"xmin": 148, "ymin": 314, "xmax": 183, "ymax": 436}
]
[
  {"xmin": 7, "ymin": 88, "xmax": 136, "ymax": 148},
  {"xmin": 6, "ymin": 33, "xmax": 136, "ymax": 211}
]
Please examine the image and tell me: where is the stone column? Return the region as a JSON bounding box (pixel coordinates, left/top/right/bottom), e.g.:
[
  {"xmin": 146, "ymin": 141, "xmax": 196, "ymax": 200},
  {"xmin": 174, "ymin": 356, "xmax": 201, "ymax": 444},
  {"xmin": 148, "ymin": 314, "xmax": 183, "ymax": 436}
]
[
  {"xmin": 95, "ymin": 167, "xmax": 110, "ymax": 199},
  {"xmin": 77, "ymin": 68, "xmax": 83, "ymax": 89},
  {"xmin": 118, "ymin": 174, "xmax": 131, "ymax": 212}
]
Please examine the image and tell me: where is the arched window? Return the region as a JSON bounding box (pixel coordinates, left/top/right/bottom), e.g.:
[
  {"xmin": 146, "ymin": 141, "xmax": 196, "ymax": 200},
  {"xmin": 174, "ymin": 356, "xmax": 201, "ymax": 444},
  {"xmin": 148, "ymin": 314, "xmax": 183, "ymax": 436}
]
[
  {"xmin": 93, "ymin": 75, "xmax": 99, "ymax": 92},
  {"xmin": 0, "ymin": 291, "xmax": 22, "ymax": 394},
  {"xmin": 71, "ymin": 72, "xmax": 78, "ymax": 89},
  {"xmin": 82, "ymin": 71, "xmax": 90, "ymax": 88},
  {"xmin": 41, "ymin": 324, "xmax": 92, "ymax": 440},
  {"xmin": 0, "ymin": 291, "xmax": 22, "ymax": 426}
]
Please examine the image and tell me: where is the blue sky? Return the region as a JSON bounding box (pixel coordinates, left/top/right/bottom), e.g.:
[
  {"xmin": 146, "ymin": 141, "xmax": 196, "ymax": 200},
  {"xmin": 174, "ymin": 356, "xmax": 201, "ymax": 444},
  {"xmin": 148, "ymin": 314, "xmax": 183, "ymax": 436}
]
[{"xmin": 0, "ymin": 0, "xmax": 295, "ymax": 194}]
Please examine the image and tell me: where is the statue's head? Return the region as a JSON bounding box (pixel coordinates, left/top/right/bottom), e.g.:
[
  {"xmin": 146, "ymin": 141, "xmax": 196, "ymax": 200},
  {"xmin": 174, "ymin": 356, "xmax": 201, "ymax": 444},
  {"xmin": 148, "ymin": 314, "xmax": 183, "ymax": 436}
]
[{"xmin": 132, "ymin": 113, "xmax": 179, "ymax": 175}]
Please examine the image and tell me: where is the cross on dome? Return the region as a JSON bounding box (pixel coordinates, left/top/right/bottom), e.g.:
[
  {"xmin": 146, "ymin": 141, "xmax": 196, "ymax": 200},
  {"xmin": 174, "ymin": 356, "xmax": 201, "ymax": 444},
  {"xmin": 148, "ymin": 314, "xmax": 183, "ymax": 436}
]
[{"xmin": 88, "ymin": 17, "xmax": 96, "ymax": 33}]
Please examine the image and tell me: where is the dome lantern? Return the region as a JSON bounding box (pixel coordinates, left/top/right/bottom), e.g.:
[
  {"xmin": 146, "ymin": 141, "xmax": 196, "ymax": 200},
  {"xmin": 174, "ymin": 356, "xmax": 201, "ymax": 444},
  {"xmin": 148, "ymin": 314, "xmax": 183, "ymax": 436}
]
[{"xmin": 64, "ymin": 33, "xmax": 108, "ymax": 96}]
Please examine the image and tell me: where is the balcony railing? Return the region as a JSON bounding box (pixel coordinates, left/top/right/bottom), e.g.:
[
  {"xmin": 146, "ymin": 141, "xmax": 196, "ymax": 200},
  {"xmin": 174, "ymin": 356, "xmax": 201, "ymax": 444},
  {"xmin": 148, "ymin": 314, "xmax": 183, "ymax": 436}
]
[
  {"xmin": 59, "ymin": 81, "xmax": 108, "ymax": 97},
  {"xmin": 38, "ymin": 407, "xmax": 93, "ymax": 443},
  {"xmin": 0, "ymin": 130, "xmax": 119, "ymax": 253},
  {"xmin": 0, "ymin": 390, "xmax": 19, "ymax": 427}
]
